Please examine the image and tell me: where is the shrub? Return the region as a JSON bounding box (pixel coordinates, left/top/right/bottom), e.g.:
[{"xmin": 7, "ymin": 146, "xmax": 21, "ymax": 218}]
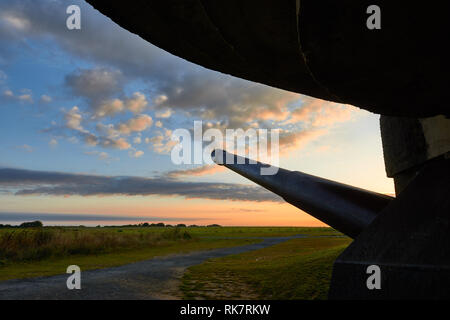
[
  {"xmin": 19, "ymin": 221, "xmax": 43, "ymax": 228},
  {"xmin": 0, "ymin": 227, "xmax": 194, "ymax": 263}
]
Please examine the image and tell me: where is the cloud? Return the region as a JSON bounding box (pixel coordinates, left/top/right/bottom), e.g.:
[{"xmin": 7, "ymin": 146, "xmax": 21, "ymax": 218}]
[
  {"xmin": 95, "ymin": 98, "xmax": 124, "ymax": 118},
  {"xmin": 130, "ymin": 150, "xmax": 144, "ymax": 158},
  {"xmin": 0, "ymin": 1, "xmax": 301, "ymax": 130},
  {"xmin": 1, "ymin": 0, "xmax": 358, "ymax": 160},
  {"xmin": 84, "ymin": 150, "xmax": 110, "ymax": 161},
  {"xmin": 64, "ymin": 106, "xmax": 84, "ymax": 131},
  {"xmin": 40, "ymin": 94, "xmax": 52, "ymax": 103},
  {"xmin": 0, "ymin": 167, "xmax": 282, "ymax": 202},
  {"xmin": 65, "ymin": 67, "xmax": 123, "ymax": 102},
  {"xmin": 285, "ymin": 98, "xmax": 354, "ymax": 127},
  {"xmin": 101, "ymin": 137, "xmax": 131, "ymax": 150},
  {"xmin": 147, "ymin": 130, "xmax": 177, "ymax": 154},
  {"xmin": 79, "ymin": 131, "xmax": 131, "ymax": 150},
  {"xmin": 133, "ymin": 136, "xmax": 141, "ymax": 144},
  {"xmin": 18, "ymin": 93, "xmax": 32, "ymax": 103},
  {"xmin": 91, "ymin": 92, "xmax": 149, "ymax": 118},
  {"xmin": 155, "ymin": 108, "xmax": 173, "ymax": 118},
  {"xmin": 16, "ymin": 144, "xmax": 33, "ymax": 152},
  {"xmin": 0, "ymin": 212, "xmax": 197, "ymax": 223},
  {"xmin": 2, "ymin": 88, "xmax": 33, "ymax": 103},
  {"xmin": 49, "ymin": 138, "xmax": 58, "ymax": 147},
  {"xmin": 155, "ymin": 72, "xmax": 299, "ymax": 129},
  {"xmin": 0, "ymin": 12, "xmax": 31, "ymax": 31},
  {"xmin": 278, "ymin": 129, "xmax": 327, "ymax": 154},
  {"xmin": 116, "ymin": 114, "xmax": 152, "ymax": 135},
  {"xmin": 166, "ymin": 165, "xmax": 225, "ymax": 178},
  {"xmin": 125, "ymin": 92, "xmax": 148, "ymax": 113},
  {"xmin": 64, "ymin": 67, "xmax": 149, "ymax": 120},
  {"xmin": 3, "ymin": 89, "xmax": 13, "ymax": 97}
]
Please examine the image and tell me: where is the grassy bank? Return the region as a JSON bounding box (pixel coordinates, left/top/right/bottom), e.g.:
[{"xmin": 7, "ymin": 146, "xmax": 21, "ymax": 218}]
[
  {"xmin": 0, "ymin": 227, "xmax": 345, "ymax": 284},
  {"xmin": 0, "ymin": 227, "xmax": 265, "ymax": 281},
  {"xmin": 0, "ymin": 227, "xmax": 192, "ymax": 263},
  {"xmin": 180, "ymin": 236, "xmax": 351, "ymax": 300}
]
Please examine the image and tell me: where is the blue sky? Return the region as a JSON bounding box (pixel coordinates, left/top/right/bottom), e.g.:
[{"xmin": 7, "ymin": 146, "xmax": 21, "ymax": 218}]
[{"xmin": 0, "ymin": 0, "xmax": 394, "ymax": 226}]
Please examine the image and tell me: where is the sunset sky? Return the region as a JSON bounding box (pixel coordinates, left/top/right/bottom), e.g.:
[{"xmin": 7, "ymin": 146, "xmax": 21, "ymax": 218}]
[{"xmin": 0, "ymin": 0, "xmax": 394, "ymax": 226}]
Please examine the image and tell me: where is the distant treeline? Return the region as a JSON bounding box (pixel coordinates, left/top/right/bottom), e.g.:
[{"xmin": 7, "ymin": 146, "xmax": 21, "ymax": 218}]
[
  {"xmin": 0, "ymin": 221, "xmax": 222, "ymax": 229},
  {"xmin": 101, "ymin": 223, "xmax": 222, "ymax": 228},
  {"xmin": 0, "ymin": 221, "xmax": 43, "ymax": 229}
]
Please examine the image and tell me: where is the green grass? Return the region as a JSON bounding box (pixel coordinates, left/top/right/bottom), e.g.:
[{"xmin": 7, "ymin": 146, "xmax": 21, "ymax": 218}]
[
  {"xmin": 180, "ymin": 236, "xmax": 351, "ymax": 300},
  {"xmin": 0, "ymin": 226, "xmax": 345, "ymax": 286},
  {"xmin": 0, "ymin": 227, "xmax": 192, "ymax": 263},
  {"xmin": 0, "ymin": 227, "xmax": 267, "ymax": 281},
  {"xmin": 185, "ymin": 226, "xmax": 340, "ymax": 238},
  {"xmin": 0, "ymin": 237, "xmax": 259, "ymax": 281}
]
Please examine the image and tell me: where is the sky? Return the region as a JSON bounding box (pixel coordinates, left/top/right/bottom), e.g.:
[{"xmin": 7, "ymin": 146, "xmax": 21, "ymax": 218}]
[{"xmin": 0, "ymin": 0, "xmax": 394, "ymax": 226}]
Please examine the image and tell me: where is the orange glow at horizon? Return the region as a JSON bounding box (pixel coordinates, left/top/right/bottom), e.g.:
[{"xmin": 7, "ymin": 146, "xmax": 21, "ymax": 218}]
[{"xmin": 0, "ymin": 194, "xmax": 328, "ymax": 227}]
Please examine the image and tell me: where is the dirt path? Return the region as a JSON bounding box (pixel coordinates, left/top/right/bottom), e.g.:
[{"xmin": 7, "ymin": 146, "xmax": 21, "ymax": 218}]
[{"xmin": 0, "ymin": 235, "xmax": 305, "ymax": 300}]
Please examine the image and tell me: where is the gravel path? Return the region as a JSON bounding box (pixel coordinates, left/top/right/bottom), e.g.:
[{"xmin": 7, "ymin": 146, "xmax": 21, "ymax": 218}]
[{"xmin": 0, "ymin": 235, "xmax": 305, "ymax": 300}]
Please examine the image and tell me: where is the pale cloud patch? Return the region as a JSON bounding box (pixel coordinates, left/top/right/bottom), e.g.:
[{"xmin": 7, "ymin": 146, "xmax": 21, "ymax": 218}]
[
  {"xmin": 285, "ymin": 98, "xmax": 355, "ymax": 127},
  {"xmin": 116, "ymin": 114, "xmax": 153, "ymax": 135},
  {"xmin": 167, "ymin": 165, "xmax": 225, "ymax": 178},
  {"xmin": 83, "ymin": 132, "xmax": 98, "ymax": 146},
  {"xmin": 1, "ymin": 12, "xmax": 31, "ymax": 31},
  {"xmin": 84, "ymin": 150, "xmax": 110, "ymax": 161},
  {"xmin": 49, "ymin": 138, "xmax": 58, "ymax": 147},
  {"xmin": 2, "ymin": 89, "xmax": 33, "ymax": 103},
  {"xmin": 18, "ymin": 93, "xmax": 33, "ymax": 103},
  {"xmin": 154, "ymin": 94, "xmax": 168, "ymax": 105},
  {"xmin": 278, "ymin": 129, "xmax": 327, "ymax": 154},
  {"xmin": 130, "ymin": 150, "xmax": 144, "ymax": 158},
  {"xmin": 68, "ymin": 136, "xmax": 79, "ymax": 144},
  {"xmin": 148, "ymin": 133, "xmax": 177, "ymax": 154},
  {"xmin": 101, "ymin": 137, "xmax": 131, "ymax": 150},
  {"xmin": 133, "ymin": 136, "xmax": 142, "ymax": 144},
  {"xmin": 155, "ymin": 108, "xmax": 173, "ymax": 118},
  {"xmin": 95, "ymin": 98, "xmax": 124, "ymax": 118},
  {"xmin": 96, "ymin": 123, "xmax": 119, "ymax": 139},
  {"xmin": 40, "ymin": 94, "xmax": 52, "ymax": 103},
  {"xmin": 155, "ymin": 120, "xmax": 163, "ymax": 128},
  {"xmin": 3, "ymin": 89, "xmax": 13, "ymax": 97},
  {"xmin": 125, "ymin": 92, "xmax": 148, "ymax": 113},
  {"xmin": 64, "ymin": 106, "xmax": 84, "ymax": 132},
  {"xmin": 312, "ymin": 105, "xmax": 354, "ymax": 127},
  {"xmin": 16, "ymin": 144, "xmax": 33, "ymax": 152}
]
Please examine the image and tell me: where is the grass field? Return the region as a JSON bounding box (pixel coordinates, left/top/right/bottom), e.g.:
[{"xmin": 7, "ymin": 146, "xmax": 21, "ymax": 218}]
[
  {"xmin": 0, "ymin": 226, "xmax": 350, "ymax": 299},
  {"xmin": 180, "ymin": 236, "xmax": 351, "ymax": 300}
]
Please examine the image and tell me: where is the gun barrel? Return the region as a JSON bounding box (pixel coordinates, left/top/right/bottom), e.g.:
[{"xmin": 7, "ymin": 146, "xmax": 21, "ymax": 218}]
[{"xmin": 212, "ymin": 149, "xmax": 393, "ymax": 238}]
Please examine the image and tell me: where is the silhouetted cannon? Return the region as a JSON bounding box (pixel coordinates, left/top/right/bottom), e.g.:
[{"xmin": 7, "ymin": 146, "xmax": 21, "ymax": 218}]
[{"xmin": 212, "ymin": 149, "xmax": 393, "ymax": 238}]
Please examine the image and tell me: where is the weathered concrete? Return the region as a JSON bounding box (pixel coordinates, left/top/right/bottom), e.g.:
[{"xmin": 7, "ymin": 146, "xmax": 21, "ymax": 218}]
[
  {"xmin": 329, "ymin": 157, "xmax": 450, "ymax": 299},
  {"xmin": 381, "ymin": 115, "xmax": 450, "ymax": 193},
  {"xmin": 86, "ymin": 0, "xmax": 449, "ymax": 118}
]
